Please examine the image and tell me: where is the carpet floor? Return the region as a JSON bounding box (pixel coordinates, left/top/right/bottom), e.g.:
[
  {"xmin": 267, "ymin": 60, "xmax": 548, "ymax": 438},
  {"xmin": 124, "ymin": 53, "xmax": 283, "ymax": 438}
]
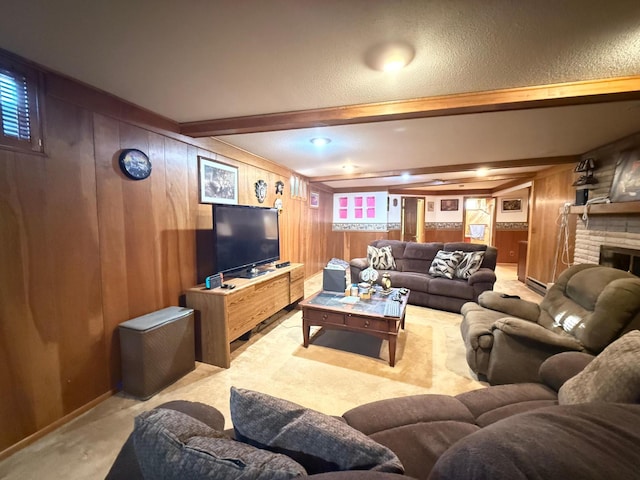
[{"xmin": 0, "ymin": 265, "xmax": 540, "ymax": 479}]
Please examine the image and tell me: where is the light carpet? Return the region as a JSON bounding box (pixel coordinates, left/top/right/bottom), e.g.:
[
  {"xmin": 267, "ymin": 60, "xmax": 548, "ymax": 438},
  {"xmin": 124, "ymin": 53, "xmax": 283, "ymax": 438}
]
[{"xmin": 292, "ymin": 312, "xmax": 433, "ymax": 388}]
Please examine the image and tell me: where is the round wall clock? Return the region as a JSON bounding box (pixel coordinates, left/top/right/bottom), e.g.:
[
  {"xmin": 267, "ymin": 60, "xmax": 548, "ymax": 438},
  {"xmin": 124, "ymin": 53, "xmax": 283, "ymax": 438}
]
[{"xmin": 119, "ymin": 149, "xmax": 151, "ymax": 180}]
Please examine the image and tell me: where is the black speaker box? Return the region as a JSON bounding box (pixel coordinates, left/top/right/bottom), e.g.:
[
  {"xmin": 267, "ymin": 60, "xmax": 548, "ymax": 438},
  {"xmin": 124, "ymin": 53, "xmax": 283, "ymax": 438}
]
[{"xmin": 575, "ymin": 189, "xmax": 588, "ymax": 206}]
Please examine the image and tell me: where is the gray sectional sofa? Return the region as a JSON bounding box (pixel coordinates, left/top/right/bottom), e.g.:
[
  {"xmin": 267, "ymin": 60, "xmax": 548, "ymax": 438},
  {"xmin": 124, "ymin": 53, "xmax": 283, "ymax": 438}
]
[
  {"xmin": 106, "ymin": 350, "xmax": 640, "ymax": 480},
  {"xmin": 349, "ymin": 240, "xmax": 497, "ymax": 313}
]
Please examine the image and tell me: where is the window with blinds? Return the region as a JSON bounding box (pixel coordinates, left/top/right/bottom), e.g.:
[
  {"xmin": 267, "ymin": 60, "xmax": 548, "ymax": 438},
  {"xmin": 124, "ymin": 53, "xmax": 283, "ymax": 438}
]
[{"xmin": 0, "ymin": 54, "xmax": 42, "ymax": 153}]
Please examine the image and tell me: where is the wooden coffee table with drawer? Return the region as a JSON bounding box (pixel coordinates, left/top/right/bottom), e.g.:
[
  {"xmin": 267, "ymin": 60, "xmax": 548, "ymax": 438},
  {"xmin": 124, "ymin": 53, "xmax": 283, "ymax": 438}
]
[{"xmin": 300, "ymin": 288, "xmax": 409, "ymax": 367}]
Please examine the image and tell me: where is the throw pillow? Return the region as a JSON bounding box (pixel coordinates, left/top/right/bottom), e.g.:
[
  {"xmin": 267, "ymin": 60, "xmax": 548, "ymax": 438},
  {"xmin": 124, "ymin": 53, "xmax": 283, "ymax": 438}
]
[
  {"xmin": 558, "ymin": 330, "xmax": 640, "ymax": 405},
  {"xmin": 428, "ymin": 250, "xmax": 464, "ymax": 279},
  {"xmin": 230, "ymin": 387, "xmax": 404, "ymax": 475},
  {"xmin": 454, "ymin": 251, "xmax": 485, "ymax": 279},
  {"xmin": 133, "ymin": 408, "xmax": 307, "ymax": 480},
  {"xmin": 367, "ymin": 245, "xmax": 396, "ymax": 270}
]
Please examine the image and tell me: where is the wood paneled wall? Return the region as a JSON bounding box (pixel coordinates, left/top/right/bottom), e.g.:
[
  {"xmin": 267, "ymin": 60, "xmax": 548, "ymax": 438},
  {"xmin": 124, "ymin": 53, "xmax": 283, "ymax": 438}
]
[
  {"xmin": 424, "ymin": 229, "xmax": 464, "ymax": 243},
  {"xmin": 495, "ymin": 230, "xmax": 528, "ymax": 263},
  {"xmin": 340, "ymin": 231, "xmax": 389, "ymax": 262},
  {"xmin": 527, "ymin": 165, "xmax": 576, "ymax": 285},
  {"xmin": 0, "ymin": 67, "xmax": 338, "ymax": 456}
]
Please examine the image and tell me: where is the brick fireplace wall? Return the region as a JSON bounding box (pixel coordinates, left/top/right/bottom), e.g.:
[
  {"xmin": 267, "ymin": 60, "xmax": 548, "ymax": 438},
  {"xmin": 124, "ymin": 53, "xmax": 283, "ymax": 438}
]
[{"xmin": 573, "ymin": 132, "xmax": 640, "ymax": 265}]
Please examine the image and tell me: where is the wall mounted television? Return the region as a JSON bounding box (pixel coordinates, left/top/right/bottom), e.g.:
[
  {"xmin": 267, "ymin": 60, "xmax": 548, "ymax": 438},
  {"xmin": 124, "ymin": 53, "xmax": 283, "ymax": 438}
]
[{"xmin": 212, "ymin": 203, "xmax": 280, "ymax": 278}]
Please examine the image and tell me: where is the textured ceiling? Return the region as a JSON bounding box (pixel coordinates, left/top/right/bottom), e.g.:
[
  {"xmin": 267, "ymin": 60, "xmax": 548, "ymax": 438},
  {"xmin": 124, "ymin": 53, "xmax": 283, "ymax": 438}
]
[{"xmin": 1, "ymin": 0, "xmax": 639, "ymax": 190}]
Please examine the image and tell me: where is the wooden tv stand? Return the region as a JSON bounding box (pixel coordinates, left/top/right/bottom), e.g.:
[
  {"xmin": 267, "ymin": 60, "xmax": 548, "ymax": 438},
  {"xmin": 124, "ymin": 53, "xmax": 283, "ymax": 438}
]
[{"xmin": 185, "ymin": 263, "xmax": 304, "ymax": 368}]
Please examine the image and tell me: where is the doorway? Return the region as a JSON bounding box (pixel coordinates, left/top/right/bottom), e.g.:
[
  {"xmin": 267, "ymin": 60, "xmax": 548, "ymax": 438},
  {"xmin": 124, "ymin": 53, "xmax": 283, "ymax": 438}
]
[
  {"xmin": 401, "ymin": 197, "xmax": 425, "ymax": 242},
  {"xmin": 463, "ymin": 197, "xmax": 494, "ymax": 245}
]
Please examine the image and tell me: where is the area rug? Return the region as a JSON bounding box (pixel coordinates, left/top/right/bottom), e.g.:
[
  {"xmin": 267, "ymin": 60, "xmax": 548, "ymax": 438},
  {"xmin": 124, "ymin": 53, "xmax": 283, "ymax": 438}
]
[{"xmin": 292, "ymin": 320, "xmax": 433, "ymax": 388}]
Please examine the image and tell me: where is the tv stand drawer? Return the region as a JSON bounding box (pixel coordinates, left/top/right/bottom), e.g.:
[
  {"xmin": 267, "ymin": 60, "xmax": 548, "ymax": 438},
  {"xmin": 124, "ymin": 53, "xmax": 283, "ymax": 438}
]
[{"xmin": 186, "ymin": 263, "xmax": 305, "ymax": 368}]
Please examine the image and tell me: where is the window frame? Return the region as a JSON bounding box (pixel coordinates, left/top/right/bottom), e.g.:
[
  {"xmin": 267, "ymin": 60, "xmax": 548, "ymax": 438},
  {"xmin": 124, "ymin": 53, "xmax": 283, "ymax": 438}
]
[{"xmin": 0, "ymin": 52, "xmax": 43, "ymax": 153}]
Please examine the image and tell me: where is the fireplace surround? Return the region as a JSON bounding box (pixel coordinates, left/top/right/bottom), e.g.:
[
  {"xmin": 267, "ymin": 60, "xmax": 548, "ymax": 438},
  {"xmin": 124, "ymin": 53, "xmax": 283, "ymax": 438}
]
[{"xmin": 599, "ymin": 245, "xmax": 640, "ymax": 277}]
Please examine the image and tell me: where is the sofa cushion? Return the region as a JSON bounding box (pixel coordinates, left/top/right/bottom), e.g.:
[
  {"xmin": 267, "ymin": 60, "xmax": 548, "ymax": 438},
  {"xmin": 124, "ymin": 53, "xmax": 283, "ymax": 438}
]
[
  {"xmin": 454, "ymin": 251, "xmax": 485, "ymax": 279},
  {"xmin": 367, "ymin": 245, "xmax": 397, "ymax": 270},
  {"xmin": 429, "ymin": 404, "xmax": 640, "ymax": 480},
  {"xmin": 428, "ymin": 250, "xmax": 463, "ymax": 279},
  {"xmin": 230, "ymin": 387, "xmax": 404, "ymax": 475},
  {"xmin": 428, "ymin": 277, "xmax": 475, "ymax": 300},
  {"xmin": 558, "ymin": 330, "xmax": 640, "ymax": 405},
  {"xmin": 133, "ymin": 408, "xmax": 307, "ymax": 480}
]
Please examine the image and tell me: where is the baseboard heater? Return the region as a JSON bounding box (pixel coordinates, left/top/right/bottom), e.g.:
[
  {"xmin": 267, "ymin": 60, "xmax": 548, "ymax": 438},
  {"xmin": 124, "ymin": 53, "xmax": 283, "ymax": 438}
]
[{"xmin": 525, "ymin": 277, "xmax": 547, "ymax": 296}]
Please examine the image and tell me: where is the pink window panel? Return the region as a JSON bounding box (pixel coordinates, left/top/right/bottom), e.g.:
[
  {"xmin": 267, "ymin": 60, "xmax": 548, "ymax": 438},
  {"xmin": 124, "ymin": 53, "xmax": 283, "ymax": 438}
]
[
  {"xmin": 355, "ymin": 208, "xmax": 363, "ymax": 218},
  {"xmin": 354, "ymin": 196, "xmax": 363, "ymax": 207},
  {"xmin": 367, "ymin": 208, "xmax": 375, "ymax": 218},
  {"xmin": 339, "ymin": 197, "xmax": 348, "ymax": 207},
  {"xmin": 339, "ymin": 209, "xmax": 348, "ymax": 219},
  {"xmin": 367, "ymin": 196, "xmax": 375, "ymax": 207}
]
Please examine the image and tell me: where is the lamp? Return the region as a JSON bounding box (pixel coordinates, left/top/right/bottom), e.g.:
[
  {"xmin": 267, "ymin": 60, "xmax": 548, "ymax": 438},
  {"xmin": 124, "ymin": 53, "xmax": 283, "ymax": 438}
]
[{"xmin": 365, "ymin": 42, "xmax": 415, "ymax": 72}]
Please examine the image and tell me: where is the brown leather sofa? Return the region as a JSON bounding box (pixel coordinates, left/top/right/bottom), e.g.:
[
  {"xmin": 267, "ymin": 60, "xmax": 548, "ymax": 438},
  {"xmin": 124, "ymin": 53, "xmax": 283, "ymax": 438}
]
[
  {"xmin": 461, "ymin": 263, "xmax": 640, "ymax": 385},
  {"xmin": 349, "ymin": 240, "xmax": 497, "ymax": 313},
  {"xmin": 106, "ymin": 352, "xmax": 640, "ymax": 480}
]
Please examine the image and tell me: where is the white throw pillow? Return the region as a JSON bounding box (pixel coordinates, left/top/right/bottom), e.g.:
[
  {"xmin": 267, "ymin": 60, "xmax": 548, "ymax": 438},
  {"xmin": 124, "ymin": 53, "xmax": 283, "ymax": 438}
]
[
  {"xmin": 454, "ymin": 251, "xmax": 485, "ymax": 279},
  {"xmin": 367, "ymin": 245, "xmax": 396, "ymax": 270},
  {"xmin": 428, "ymin": 250, "xmax": 464, "ymax": 279}
]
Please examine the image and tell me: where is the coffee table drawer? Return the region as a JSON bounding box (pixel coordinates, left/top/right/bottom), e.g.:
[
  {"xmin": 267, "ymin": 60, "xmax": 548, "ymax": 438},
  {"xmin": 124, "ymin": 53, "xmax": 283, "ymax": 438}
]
[
  {"xmin": 345, "ymin": 315, "xmax": 391, "ymax": 332},
  {"xmin": 305, "ymin": 309, "xmax": 345, "ymax": 325}
]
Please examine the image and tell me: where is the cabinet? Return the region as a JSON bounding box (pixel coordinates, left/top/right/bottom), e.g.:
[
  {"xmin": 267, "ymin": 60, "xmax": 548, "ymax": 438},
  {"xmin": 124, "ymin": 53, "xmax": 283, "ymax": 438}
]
[{"xmin": 185, "ymin": 264, "xmax": 304, "ymax": 368}]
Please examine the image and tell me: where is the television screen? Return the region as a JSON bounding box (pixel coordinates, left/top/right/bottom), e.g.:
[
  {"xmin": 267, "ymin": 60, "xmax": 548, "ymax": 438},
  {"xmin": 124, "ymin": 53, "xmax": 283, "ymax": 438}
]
[{"xmin": 213, "ymin": 204, "xmax": 280, "ymax": 277}]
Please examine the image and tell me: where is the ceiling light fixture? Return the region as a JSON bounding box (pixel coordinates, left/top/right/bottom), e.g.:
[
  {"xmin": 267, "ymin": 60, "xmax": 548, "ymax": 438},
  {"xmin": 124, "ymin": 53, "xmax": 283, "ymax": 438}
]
[
  {"xmin": 476, "ymin": 168, "xmax": 489, "ymax": 177},
  {"xmin": 310, "ymin": 137, "xmax": 331, "ymax": 147},
  {"xmin": 365, "ymin": 41, "xmax": 415, "ymax": 72}
]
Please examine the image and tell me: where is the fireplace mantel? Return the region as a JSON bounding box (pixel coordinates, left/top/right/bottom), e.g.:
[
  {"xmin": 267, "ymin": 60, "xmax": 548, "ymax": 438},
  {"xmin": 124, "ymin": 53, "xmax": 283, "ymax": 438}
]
[{"xmin": 569, "ymin": 200, "xmax": 640, "ymax": 215}]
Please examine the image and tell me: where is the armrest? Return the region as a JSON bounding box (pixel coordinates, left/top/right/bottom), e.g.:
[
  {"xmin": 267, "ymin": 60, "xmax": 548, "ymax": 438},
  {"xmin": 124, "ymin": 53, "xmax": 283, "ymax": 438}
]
[
  {"xmin": 492, "ymin": 317, "xmax": 583, "ymax": 351},
  {"xmin": 538, "ymin": 352, "xmax": 596, "ymax": 392},
  {"xmin": 349, "ymin": 257, "xmax": 368, "ymax": 270},
  {"xmin": 467, "ymin": 268, "xmax": 496, "ymax": 285},
  {"xmin": 478, "ymin": 291, "xmax": 540, "ymax": 322},
  {"xmin": 155, "ymin": 400, "xmax": 225, "ymax": 430}
]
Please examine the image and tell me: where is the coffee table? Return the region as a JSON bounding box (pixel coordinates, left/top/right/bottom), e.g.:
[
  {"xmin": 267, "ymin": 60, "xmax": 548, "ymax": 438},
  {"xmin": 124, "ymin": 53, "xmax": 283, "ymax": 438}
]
[{"xmin": 299, "ymin": 288, "xmax": 409, "ymax": 367}]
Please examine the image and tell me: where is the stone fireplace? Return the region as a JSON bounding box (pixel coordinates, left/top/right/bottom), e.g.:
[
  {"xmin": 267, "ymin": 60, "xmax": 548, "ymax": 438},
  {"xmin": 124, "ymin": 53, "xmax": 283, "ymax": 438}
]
[{"xmin": 599, "ymin": 244, "xmax": 640, "ymax": 277}]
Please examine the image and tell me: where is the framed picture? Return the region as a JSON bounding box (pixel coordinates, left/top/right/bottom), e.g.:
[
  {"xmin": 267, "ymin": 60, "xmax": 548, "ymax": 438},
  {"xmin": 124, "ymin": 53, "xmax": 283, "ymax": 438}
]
[
  {"xmin": 427, "ymin": 201, "xmax": 435, "ymax": 212},
  {"xmin": 310, "ymin": 191, "xmax": 320, "ymax": 208},
  {"xmin": 610, "ymin": 148, "xmax": 640, "ymax": 203},
  {"xmin": 440, "ymin": 199, "xmax": 459, "ymax": 211},
  {"xmin": 198, "ymin": 156, "xmax": 238, "ymax": 204},
  {"xmin": 501, "ymin": 198, "xmax": 522, "ymax": 212}
]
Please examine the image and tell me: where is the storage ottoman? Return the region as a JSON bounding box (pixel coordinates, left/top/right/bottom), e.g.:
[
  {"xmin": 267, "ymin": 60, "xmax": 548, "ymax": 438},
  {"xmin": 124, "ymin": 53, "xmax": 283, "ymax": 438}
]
[{"xmin": 119, "ymin": 306, "xmax": 195, "ymax": 399}]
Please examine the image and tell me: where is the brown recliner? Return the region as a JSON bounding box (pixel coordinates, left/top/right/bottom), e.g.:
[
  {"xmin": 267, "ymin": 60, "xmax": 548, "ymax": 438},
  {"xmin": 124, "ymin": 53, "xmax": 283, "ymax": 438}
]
[{"xmin": 461, "ymin": 264, "xmax": 640, "ymax": 385}]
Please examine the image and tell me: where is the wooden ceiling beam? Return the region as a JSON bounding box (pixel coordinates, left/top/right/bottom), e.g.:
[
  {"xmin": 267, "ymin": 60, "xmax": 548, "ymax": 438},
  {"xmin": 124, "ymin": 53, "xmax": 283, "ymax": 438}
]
[
  {"xmin": 309, "ymin": 155, "xmax": 578, "ymax": 183},
  {"xmin": 180, "ymin": 76, "xmax": 640, "ymax": 137}
]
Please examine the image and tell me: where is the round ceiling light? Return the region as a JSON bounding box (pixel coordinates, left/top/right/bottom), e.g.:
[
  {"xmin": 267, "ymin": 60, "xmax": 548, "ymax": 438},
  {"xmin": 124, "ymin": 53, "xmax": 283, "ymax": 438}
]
[
  {"xmin": 310, "ymin": 137, "xmax": 331, "ymax": 147},
  {"xmin": 365, "ymin": 41, "xmax": 415, "ymax": 72}
]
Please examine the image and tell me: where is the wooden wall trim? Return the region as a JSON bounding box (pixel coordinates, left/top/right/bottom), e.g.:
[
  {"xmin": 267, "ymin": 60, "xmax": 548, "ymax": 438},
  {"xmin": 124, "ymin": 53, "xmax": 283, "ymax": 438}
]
[
  {"xmin": 180, "ymin": 76, "xmax": 640, "ymax": 136},
  {"xmin": 0, "ymin": 390, "xmax": 114, "ymax": 462},
  {"xmin": 312, "ymin": 155, "xmax": 577, "ymax": 183}
]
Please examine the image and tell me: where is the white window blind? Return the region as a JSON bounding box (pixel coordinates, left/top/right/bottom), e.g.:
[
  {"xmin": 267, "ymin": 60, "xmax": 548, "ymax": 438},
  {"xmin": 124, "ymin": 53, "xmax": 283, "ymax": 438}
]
[{"xmin": 0, "ymin": 68, "xmax": 31, "ymax": 141}]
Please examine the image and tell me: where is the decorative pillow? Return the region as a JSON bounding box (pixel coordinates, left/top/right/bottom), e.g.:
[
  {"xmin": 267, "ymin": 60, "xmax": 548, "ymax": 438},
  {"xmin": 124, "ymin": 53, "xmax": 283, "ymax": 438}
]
[
  {"xmin": 133, "ymin": 408, "xmax": 307, "ymax": 480},
  {"xmin": 558, "ymin": 330, "xmax": 640, "ymax": 405},
  {"xmin": 367, "ymin": 245, "xmax": 396, "ymax": 270},
  {"xmin": 230, "ymin": 387, "xmax": 404, "ymax": 475},
  {"xmin": 455, "ymin": 251, "xmax": 485, "ymax": 279},
  {"xmin": 428, "ymin": 250, "xmax": 464, "ymax": 279}
]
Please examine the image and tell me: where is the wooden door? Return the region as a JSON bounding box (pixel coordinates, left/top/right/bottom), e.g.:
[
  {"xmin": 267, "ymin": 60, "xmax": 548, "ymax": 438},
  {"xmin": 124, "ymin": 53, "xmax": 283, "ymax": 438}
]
[{"xmin": 401, "ymin": 197, "xmax": 424, "ymax": 242}]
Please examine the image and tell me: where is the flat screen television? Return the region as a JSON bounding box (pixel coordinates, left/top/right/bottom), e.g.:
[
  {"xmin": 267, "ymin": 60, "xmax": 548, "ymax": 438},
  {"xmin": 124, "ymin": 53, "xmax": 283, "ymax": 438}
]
[{"xmin": 212, "ymin": 203, "xmax": 280, "ymax": 278}]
